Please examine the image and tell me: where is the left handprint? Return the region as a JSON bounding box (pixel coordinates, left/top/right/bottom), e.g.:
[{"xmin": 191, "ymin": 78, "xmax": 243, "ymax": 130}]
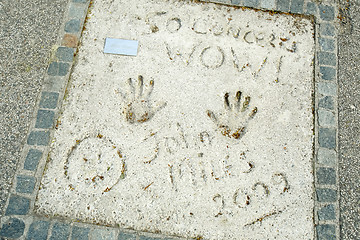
[{"xmin": 116, "ymin": 75, "xmax": 166, "ymax": 124}]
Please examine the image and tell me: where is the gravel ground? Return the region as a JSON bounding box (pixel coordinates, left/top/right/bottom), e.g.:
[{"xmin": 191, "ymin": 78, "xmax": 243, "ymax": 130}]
[
  {"xmin": 0, "ymin": 0, "xmax": 67, "ymax": 217},
  {"xmin": 338, "ymin": 0, "xmax": 360, "ymax": 239}
]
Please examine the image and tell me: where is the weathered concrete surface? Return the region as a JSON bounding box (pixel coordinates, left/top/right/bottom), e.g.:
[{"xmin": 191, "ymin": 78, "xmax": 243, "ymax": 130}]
[
  {"xmin": 0, "ymin": 0, "xmax": 67, "ymax": 216},
  {"xmin": 35, "ymin": 1, "xmax": 315, "ymax": 239},
  {"xmin": 338, "ymin": 0, "xmax": 360, "ymax": 239}
]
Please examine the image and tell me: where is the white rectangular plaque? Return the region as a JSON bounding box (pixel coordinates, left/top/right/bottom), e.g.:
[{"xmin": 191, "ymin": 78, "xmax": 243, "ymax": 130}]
[
  {"xmin": 104, "ymin": 38, "xmax": 139, "ymax": 56},
  {"xmin": 36, "ymin": 0, "xmax": 315, "ymax": 239}
]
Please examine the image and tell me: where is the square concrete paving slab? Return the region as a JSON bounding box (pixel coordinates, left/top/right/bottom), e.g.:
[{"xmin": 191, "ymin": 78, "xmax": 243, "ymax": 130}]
[{"xmin": 35, "ymin": 1, "xmax": 315, "ymax": 239}]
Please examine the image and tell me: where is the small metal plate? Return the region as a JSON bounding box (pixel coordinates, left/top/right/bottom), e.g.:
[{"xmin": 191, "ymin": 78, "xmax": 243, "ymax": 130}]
[{"xmin": 104, "ymin": 38, "xmax": 138, "ymax": 56}]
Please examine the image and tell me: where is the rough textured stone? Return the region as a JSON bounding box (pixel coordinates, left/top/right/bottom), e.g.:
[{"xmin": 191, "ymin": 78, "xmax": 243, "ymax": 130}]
[
  {"xmin": 318, "ymin": 204, "xmax": 336, "ymax": 221},
  {"xmin": 139, "ymin": 236, "xmax": 163, "ymax": 240},
  {"xmin": 43, "ymin": 76, "xmax": 66, "ymax": 92},
  {"xmin": 35, "ymin": 110, "xmax": 55, "ymax": 129},
  {"xmin": 5, "ymin": 195, "xmax": 30, "ymax": 215},
  {"xmin": 320, "ymin": 66, "xmax": 336, "ymax": 80},
  {"xmin": 65, "ymin": 19, "xmax": 81, "ymax": 33},
  {"xmin": 276, "ymin": 0, "xmax": 290, "ymax": 12},
  {"xmin": 317, "ymin": 188, "xmax": 337, "ymax": 202},
  {"xmin": 91, "ymin": 228, "xmax": 116, "ymax": 240},
  {"xmin": 39, "ymin": 92, "xmax": 59, "ymax": 109},
  {"xmin": 16, "ymin": 175, "xmax": 36, "ymax": 194},
  {"xmin": 56, "ymin": 47, "xmax": 75, "ymax": 62},
  {"xmin": 319, "ymin": 96, "xmax": 334, "ymax": 110},
  {"xmin": 118, "ymin": 232, "xmax": 137, "ymax": 240},
  {"xmin": 306, "ymin": 2, "xmax": 317, "ymax": 15},
  {"xmin": 48, "ymin": 62, "xmax": 70, "ymax": 76},
  {"xmin": 28, "ymin": 220, "xmax": 50, "ymax": 240},
  {"xmin": 0, "ymin": 218, "xmax": 25, "ymax": 238},
  {"xmin": 290, "ymin": 0, "xmax": 304, "ymax": 14},
  {"xmin": 72, "ymin": 226, "xmax": 90, "ymax": 240},
  {"xmin": 318, "ymin": 52, "xmax": 336, "ymax": 66},
  {"xmin": 260, "ymin": 0, "xmax": 275, "ymax": 9},
  {"xmin": 319, "ymin": 38, "xmax": 335, "ymax": 52},
  {"xmin": 318, "ymin": 5, "xmax": 335, "ymax": 21},
  {"xmin": 316, "ymin": 224, "xmax": 336, "ymax": 240},
  {"xmin": 318, "ymin": 109, "xmax": 335, "ymax": 126},
  {"xmin": 243, "ymin": 0, "xmax": 259, "ymax": 8},
  {"xmin": 24, "ymin": 149, "xmax": 43, "ymax": 171},
  {"xmin": 320, "ymin": 23, "xmax": 335, "ymax": 37},
  {"xmin": 27, "ymin": 131, "xmax": 50, "ymax": 146},
  {"xmin": 318, "ymin": 82, "xmax": 337, "ymax": 96},
  {"xmin": 73, "ymin": 0, "xmax": 88, "ymax": 3},
  {"xmin": 319, "ymin": 128, "xmax": 336, "ymax": 149},
  {"xmin": 317, "ymin": 167, "xmax": 336, "ymax": 185},
  {"xmin": 50, "ymin": 222, "xmax": 71, "ymax": 240},
  {"xmin": 69, "ymin": 4, "xmax": 87, "ymax": 19},
  {"xmin": 62, "ymin": 34, "xmax": 79, "ymax": 48},
  {"xmin": 317, "ymin": 148, "xmax": 336, "ymax": 166}
]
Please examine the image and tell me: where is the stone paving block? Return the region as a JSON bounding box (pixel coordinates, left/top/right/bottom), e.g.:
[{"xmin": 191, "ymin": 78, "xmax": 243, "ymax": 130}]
[
  {"xmin": 24, "ymin": 149, "xmax": 43, "ymax": 171},
  {"xmin": 317, "ymin": 148, "xmax": 336, "ymax": 166},
  {"xmin": 319, "ymin": 96, "xmax": 334, "ymax": 110},
  {"xmin": 48, "ymin": 62, "xmax": 70, "ymax": 76},
  {"xmin": 319, "ymin": 127, "xmax": 336, "ymax": 149},
  {"xmin": 59, "ymin": 62, "xmax": 71, "ymax": 76},
  {"xmin": 35, "ymin": 110, "xmax": 55, "ymax": 129},
  {"xmin": 65, "ymin": 19, "xmax": 81, "ymax": 33},
  {"xmin": 260, "ymin": 0, "xmax": 275, "ymax": 9},
  {"xmin": 290, "ymin": 0, "xmax": 304, "ymax": 14},
  {"xmin": 69, "ymin": 4, "xmax": 87, "ymax": 19},
  {"xmin": 73, "ymin": 0, "xmax": 88, "ymax": 3},
  {"xmin": 0, "ymin": 218, "xmax": 25, "ymax": 238},
  {"xmin": 72, "ymin": 226, "xmax": 90, "ymax": 240},
  {"xmin": 62, "ymin": 34, "xmax": 79, "ymax": 48},
  {"xmin": 39, "ymin": 92, "xmax": 59, "ymax": 109},
  {"xmin": 316, "ymin": 188, "xmax": 337, "ymax": 202},
  {"xmin": 5, "ymin": 195, "xmax": 30, "ymax": 215},
  {"xmin": 16, "ymin": 175, "xmax": 36, "ymax": 194},
  {"xmin": 139, "ymin": 236, "xmax": 163, "ymax": 240},
  {"xmin": 243, "ymin": 0, "xmax": 259, "ymax": 8},
  {"xmin": 318, "ymin": 109, "xmax": 335, "ymax": 126},
  {"xmin": 56, "ymin": 47, "xmax": 75, "ymax": 62},
  {"xmin": 320, "ymin": 23, "xmax": 335, "ymax": 37},
  {"xmin": 306, "ymin": 2, "xmax": 317, "ymax": 15},
  {"xmin": 318, "ymin": 5, "xmax": 335, "ymax": 21},
  {"xmin": 118, "ymin": 232, "xmax": 136, "ymax": 240},
  {"xmin": 28, "ymin": 220, "xmax": 50, "ymax": 240},
  {"xmin": 318, "ymin": 204, "xmax": 336, "ymax": 221},
  {"xmin": 91, "ymin": 228, "xmax": 116, "ymax": 240},
  {"xmin": 276, "ymin": 0, "xmax": 290, "ymax": 12},
  {"xmin": 320, "ymin": 66, "xmax": 336, "ymax": 80},
  {"xmin": 50, "ymin": 222, "xmax": 71, "ymax": 240},
  {"xmin": 318, "ymin": 82, "xmax": 337, "ymax": 96},
  {"xmin": 231, "ymin": 0, "xmax": 242, "ymax": 5},
  {"xmin": 317, "ymin": 167, "xmax": 336, "ymax": 185},
  {"xmin": 43, "ymin": 76, "xmax": 66, "ymax": 92},
  {"xmin": 316, "ymin": 224, "xmax": 336, "ymax": 240},
  {"xmin": 27, "ymin": 131, "xmax": 50, "ymax": 146},
  {"xmin": 318, "ymin": 51, "xmax": 336, "ymax": 66},
  {"xmin": 319, "ymin": 38, "xmax": 335, "ymax": 52}
]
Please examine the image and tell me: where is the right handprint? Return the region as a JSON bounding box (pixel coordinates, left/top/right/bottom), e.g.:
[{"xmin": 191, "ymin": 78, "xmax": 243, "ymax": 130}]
[{"xmin": 207, "ymin": 91, "xmax": 257, "ymax": 140}]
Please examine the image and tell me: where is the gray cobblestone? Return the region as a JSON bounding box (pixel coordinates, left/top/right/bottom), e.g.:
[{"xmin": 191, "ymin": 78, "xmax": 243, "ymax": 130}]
[
  {"xmin": 39, "ymin": 92, "xmax": 59, "ymax": 109},
  {"xmin": 260, "ymin": 0, "xmax": 275, "ymax": 9},
  {"xmin": 316, "ymin": 224, "xmax": 336, "ymax": 240},
  {"xmin": 319, "ymin": 96, "xmax": 334, "ymax": 110},
  {"xmin": 35, "ymin": 110, "xmax": 55, "ymax": 129},
  {"xmin": 27, "ymin": 131, "xmax": 50, "ymax": 146},
  {"xmin": 319, "ymin": 38, "xmax": 335, "ymax": 52},
  {"xmin": 290, "ymin": 0, "xmax": 304, "ymax": 14},
  {"xmin": 0, "ymin": 218, "xmax": 25, "ymax": 238},
  {"xmin": 43, "ymin": 76, "xmax": 66, "ymax": 92},
  {"xmin": 5, "ymin": 195, "xmax": 30, "ymax": 215},
  {"xmin": 139, "ymin": 236, "xmax": 163, "ymax": 240},
  {"xmin": 317, "ymin": 167, "xmax": 336, "ymax": 185},
  {"xmin": 318, "ymin": 5, "xmax": 335, "ymax": 21},
  {"xmin": 318, "ymin": 109, "xmax": 335, "ymax": 126},
  {"xmin": 118, "ymin": 232, "xmax": 136, "ymax": 240},
  {"xmin": 318, "ymin": 204, "xmax": 336, "ymax": 221},
  {"xmin": 318, "ymin": 82, "xmax": 337, "ymax": 96},
  {"xmin": 317, "ymin": 148, "xmax": 336, "ymax": 166},
  {"xmin": 91, "ymin": 228, "xmax": 116, "ymax": 240},
  {"xmin": 306, "ymin": 2, "xmax": 317, "ymax": 15},
  {"xmin": 72, "ymin": 226, "xmax": 90, "ymax": 240},
  {"xmin": 56, "ymin": 47, "xmax": 75, "ymax": 62},
  {"xmin": 230, "ymin": 0, "xmax": 241, "ymax": 5},
  {"xmin": 276, "ymin": 0, "xmax": 289, "ymax": 12},
  {"xmin": 65, "ymin": 19, "xmax": 81, "ymax": 33},
  {"xmin": 48, "ymin": 62, "xmax": 70, "ymax": 76},
  {"xmin": 319, "ymin": 127, "xmax": 336, "ymax": 149},
  {"xmin": 320, "ymin": 23, "xmax": 335, "ymax": 37},
  {"xmin": 69, "ymin": 4, "xmax": 87, "ymax": 19},
  {"xmin": 317, "ymin": 188, "xmax": 337, "ymax": 202},
  {"xmin": 16, "ymin": 175, "xmax": 36, "ymax": 194},
  {"xmin": 320, "ymin": 66, "xmax": 336, "ymax": 80},
  {"xmin": 24, "ymin": 149, "xmax": 43, "ymax": 171},
  {"xmin": 50, "ymin": 222, "xmax": 71, "ymax": 240},
  {"xmin": 73, "ymin": 0, "xmax": 88, "ymax": 3},
  {"xmin": 243, "ymin": 0, "xmax": 259, "ymax": 8},
  {"xmin": 28, "ymin": 220, "xmax": 50, "ymax": 240},
  {"xmin": 318, "ymin": 51, "xmax": 336, "ymax": 66}
]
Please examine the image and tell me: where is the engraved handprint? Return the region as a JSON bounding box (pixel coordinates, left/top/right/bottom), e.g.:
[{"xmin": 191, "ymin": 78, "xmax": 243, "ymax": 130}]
[
  {"xmin": 207, "ymin": 91, "xmax": 257, "ymax": 139},
  {"xmin": 116, "ymin": 75, "xmax": 166, "ymax": 124}
]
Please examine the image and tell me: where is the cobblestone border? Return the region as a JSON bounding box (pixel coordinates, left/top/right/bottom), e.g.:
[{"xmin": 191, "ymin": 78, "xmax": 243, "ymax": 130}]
[{"xmin": 0, "ymin": 0, "xmax": 339, "ymax": 239}]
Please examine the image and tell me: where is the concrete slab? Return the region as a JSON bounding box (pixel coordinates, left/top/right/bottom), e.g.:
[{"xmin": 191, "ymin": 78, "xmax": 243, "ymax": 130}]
[{"xmin": 35, "ymin": 1, "xmax": 315, "ymax": 239}]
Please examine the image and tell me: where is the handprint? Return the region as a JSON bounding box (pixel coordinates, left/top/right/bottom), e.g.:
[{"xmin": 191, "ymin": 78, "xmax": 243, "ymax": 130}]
[
  {"xmin": 116, "ymin": 75, "xmax": 166, "ymax": 124},
  {"xmin": 207, "ymin": 91, "xmax": 257, "ymax": 139}
]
